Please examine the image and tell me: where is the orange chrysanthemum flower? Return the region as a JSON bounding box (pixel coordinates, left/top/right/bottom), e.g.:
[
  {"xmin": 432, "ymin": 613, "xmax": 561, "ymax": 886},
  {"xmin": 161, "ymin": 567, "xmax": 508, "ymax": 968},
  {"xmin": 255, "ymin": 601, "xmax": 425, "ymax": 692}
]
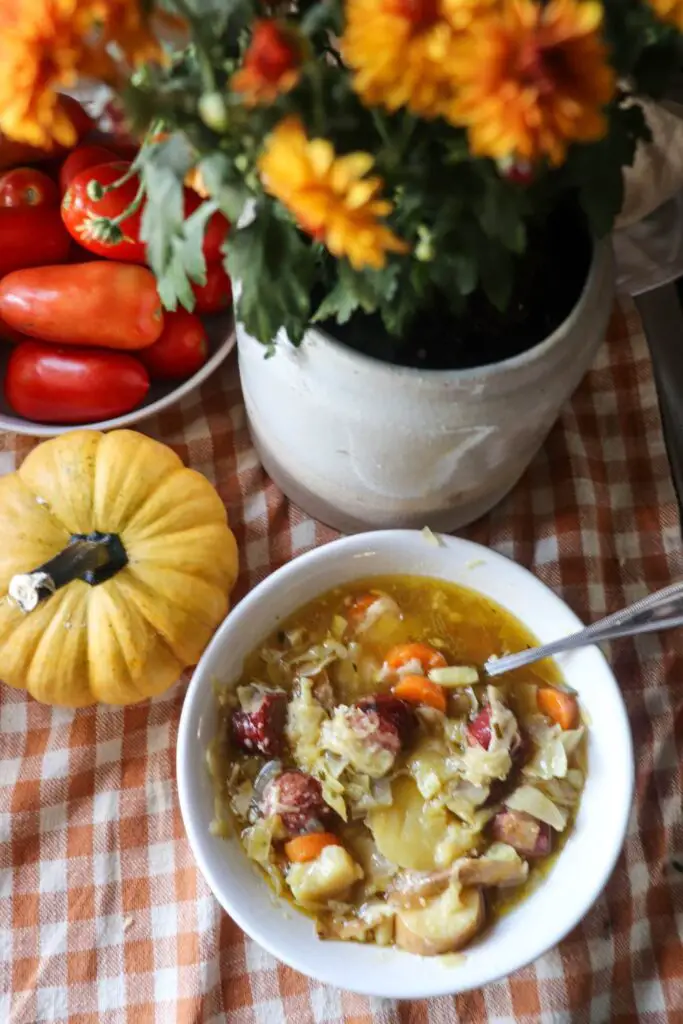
[
  {"xmin": 94, "ymin": 0, "xmax": 163, "ymax": 65},
  {"xmin": 648, "ymin": 0, "xmax": 683, "ymax": 30},
  {"xmin": 0, "ymin": 0, "xmax": 160, "ymax": 149},
  {"xmin": 447, "ymin": 0, "xmax": 616, "ymax": 167},
  {"xmin": 258, "ymin": 117, "xmax": 409, "ymax": 270},
  {"xmin": 0, "ymin": 0, "xmax": 99, "ymax": 147},
  {"xmin": 232, "ymin": 20, "xmax": 302, "ymax": 107},
  {"xmin": 342, "ymin": 0, "xmax": 496, "ymax": 119}
]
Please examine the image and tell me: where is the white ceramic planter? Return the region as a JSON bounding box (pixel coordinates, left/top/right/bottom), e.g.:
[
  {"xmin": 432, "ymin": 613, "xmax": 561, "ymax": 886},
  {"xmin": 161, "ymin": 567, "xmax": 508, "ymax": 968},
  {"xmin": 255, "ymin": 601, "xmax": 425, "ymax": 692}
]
[{"xmin": 237, "ymin": 240, "xmax": 614, "ymax": 532}]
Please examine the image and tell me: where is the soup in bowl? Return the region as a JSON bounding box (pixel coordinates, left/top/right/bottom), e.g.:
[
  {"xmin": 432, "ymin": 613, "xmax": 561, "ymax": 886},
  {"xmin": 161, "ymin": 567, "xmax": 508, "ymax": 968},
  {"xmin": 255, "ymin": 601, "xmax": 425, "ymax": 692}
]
[{"xmin": 177, "ymin": 531, "xmax": 633, "ymax": 998}]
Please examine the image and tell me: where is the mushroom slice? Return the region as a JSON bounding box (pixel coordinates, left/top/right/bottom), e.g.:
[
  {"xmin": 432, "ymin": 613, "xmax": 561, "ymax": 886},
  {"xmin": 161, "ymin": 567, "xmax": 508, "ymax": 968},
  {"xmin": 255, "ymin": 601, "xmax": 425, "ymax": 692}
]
[
  {"xmin": 387, "ymin": 869, "xmax": 453, "ymax": 909},
  {"xmin": 395, "ymin": 885, "xmax": 484, "ymax": 956},
  {"xmin": 453, "ymin": 845, "xmax": 528, "ymax": 889}
]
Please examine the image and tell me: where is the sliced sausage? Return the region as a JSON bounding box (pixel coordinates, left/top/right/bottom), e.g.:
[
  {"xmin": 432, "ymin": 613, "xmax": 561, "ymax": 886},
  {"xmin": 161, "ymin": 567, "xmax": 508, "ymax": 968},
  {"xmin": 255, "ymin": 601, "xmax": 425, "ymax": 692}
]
[
  {"xmin": 262, "ymin": 769, "xmax": 329, "ymax": 836},
  {"xmin": 231, "ymin": 686, "xmax": 287, "ymax": 757},
  {"xmin": 490, "ymin": 809, "xmax": 552, "ymax": 858},
  {"xmin": 355, "ymin": 693, "xmax": 416, "ymax": 746}
]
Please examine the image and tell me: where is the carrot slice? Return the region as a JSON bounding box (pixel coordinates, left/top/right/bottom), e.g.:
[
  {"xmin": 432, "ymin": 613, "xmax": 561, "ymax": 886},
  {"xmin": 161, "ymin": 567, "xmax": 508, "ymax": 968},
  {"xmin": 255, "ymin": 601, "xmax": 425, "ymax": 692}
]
[
  {"xmin": 537, "ymin": 686, "xmax": 579, "ymax": 730},
  {"xmin": 385, "ymin": 642, "xmax": 447, "ymax": 673},
  {"xmin": 284, "ymin": 832, "xmax": 342, "ymax": 863},
  {"xmin": 394, "ymin": 675, "xmax": 447, "ymax": 713}
]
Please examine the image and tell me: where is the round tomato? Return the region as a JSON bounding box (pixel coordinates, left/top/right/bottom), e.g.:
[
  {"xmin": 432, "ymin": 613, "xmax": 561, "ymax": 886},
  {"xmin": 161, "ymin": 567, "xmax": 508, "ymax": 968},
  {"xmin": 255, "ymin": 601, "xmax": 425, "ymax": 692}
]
[
  {"xmin": 192, "ymin": 263, "xmax": 233, "ymax": 314},
  {"xmin": 0, "ymin": 207, "xmax": 71, "ymax": 277},
  {"xmin": 59, "ymin": 144, "xmax": 118, "ymax": 194},
  {"xmin": 0, "ymin": 168, "xmax": 60, "ymax": 208},
  {"xmin": 138, "ymin": 309, "xmax": 208, "ymax": 379},
  {"xmin": 5, "ymin": 341, "xmax": 150, "ymax": 424},
  {"xmin": 184, "ymin": 189, "xmax": 230, "ymax": 262},
  {"xmin": 61, "ymin": 161, "xmax": 146, "ymax": 263}
]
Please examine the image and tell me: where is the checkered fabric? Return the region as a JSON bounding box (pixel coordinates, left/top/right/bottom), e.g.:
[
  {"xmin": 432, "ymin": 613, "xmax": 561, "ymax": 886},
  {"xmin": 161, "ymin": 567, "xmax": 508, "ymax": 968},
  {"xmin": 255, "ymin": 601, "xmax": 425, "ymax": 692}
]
[{"xmin": 1, "ymin": 298, "xmax": 682, "ymax": 1024}]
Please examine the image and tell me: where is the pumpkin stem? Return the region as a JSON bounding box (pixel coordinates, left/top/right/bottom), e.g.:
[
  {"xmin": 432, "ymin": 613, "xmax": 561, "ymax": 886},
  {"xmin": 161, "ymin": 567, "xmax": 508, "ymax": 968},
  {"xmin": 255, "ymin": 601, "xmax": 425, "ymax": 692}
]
[{"xmin": 8, "ymin": 533, "xmax": 128, "ymax": 613}]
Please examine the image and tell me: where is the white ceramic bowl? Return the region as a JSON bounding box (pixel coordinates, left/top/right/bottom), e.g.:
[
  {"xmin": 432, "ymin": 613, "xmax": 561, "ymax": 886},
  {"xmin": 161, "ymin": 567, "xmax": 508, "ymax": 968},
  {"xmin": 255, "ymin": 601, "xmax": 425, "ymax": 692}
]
[
  {"xmin": 177, "ymin": 531, "xmax": 634, "ymax": 999},
  {"xmin": 0, "ymin": 313, "xmax": 235, "ymax": 436}
]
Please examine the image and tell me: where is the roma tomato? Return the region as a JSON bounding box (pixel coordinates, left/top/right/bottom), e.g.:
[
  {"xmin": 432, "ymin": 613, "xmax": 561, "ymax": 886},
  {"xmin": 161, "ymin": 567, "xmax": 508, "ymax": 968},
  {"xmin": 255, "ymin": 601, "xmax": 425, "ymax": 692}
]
[
  {"xmin": 0, "ymin": 208, "xmax": 71, "ymax": 277},
  {"xmin": 184, "ymin": 189, "xmax": 230, "ymax": 262},
  {"xmin": 61, "ymin": 161, "xmax": 146, "ymax": 263},
  {"xmin": 0, "ymin": 263, "xmax": 163, "ymax": 350},
  {"xmin": 0, "ymin": 168, "xmax": 60, "ymax": 208},
  {"xmin": 138, "ymin": 309, "xmax": 208, "ymax": 379},
  {"xmin": 0, "ymin": 96, "xmax": 94, "ymax": 170},
  {"xmin": 59, "ymin": 144, "xmax": 118, "ymax": 194},
  {"xmin": 0, "ymin": 313, "xmax": 30, "ymax": 344},
  {"xmin": 192, "ymin": 262, "xmax": 233, "ymax": 313},
  {"xmin": 5, "ymin": 341, "xmax": 150, "ymax": 424}
]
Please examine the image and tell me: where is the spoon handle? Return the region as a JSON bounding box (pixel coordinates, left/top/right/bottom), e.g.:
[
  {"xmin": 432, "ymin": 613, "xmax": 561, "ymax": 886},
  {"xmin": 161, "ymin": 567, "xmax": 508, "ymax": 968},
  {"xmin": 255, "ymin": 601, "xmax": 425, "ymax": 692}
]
[{"xmin": 484, "ymin": 580, "xmax": 683, "ymax": 677}]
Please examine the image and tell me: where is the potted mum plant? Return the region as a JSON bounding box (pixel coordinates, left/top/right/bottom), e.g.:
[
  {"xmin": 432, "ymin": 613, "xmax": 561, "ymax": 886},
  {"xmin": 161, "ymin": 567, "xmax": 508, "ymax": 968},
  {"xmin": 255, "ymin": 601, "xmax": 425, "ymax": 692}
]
[{"xmin": 2, "ymin": 0, "xmax": 683, "ymax": 530}]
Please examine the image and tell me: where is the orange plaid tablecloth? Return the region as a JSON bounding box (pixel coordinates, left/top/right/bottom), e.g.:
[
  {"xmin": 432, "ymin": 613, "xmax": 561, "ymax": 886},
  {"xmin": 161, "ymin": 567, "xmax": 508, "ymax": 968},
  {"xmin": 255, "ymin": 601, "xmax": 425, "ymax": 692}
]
[{"xmin": 1, "ymin": 298, "xmax": 682, "ymax": 1024}]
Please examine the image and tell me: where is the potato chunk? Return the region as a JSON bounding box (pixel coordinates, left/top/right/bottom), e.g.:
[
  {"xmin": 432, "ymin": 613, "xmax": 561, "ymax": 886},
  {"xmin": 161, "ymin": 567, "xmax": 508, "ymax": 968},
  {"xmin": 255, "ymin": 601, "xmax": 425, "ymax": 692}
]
[
  {"xmin": 287, "ymin": 845, "xmax": 364, "ymax": 905},
  {"xmin": 368, "ymin": 776, "xmax": 450, "ymax": 871},
  {"xmin": 395, "ymin": 885, "xmax": 484, "ymax": 956}
]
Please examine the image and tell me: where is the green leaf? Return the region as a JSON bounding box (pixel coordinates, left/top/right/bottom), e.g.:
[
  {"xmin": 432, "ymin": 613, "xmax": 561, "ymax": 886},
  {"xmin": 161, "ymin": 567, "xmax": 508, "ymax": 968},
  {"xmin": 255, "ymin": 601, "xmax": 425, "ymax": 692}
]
[
  {"xmin": 227, "ymin": 202, "xmax": 317, "ymax": 346},
  {"xmin": 479, "ymin": 246, "xmax": 514, "ymax": 312},
  {"xmin": 198, "ymin": 152, "xmax": 252, "ymax": 222},
  {"xmin": 312, "ymin": 277, "xmax": 359, "ymax": 325},
  {"xmin": 566, "ymin": 100, "xmax": 650, "ymax": 238},
  {"xmin": 179, "ymin": 198, "xmax": 218, "ymax": 283}
]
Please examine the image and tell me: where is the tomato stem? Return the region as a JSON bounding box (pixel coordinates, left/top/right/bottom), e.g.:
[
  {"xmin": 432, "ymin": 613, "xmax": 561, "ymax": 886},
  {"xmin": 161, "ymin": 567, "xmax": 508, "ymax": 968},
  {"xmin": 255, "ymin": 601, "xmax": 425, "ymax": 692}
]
[
  {"xmin": 91, "ymin": 162, "xmax": 139, "ymax": 200},
  {"xmin": 109, "ymin": 180, "xmax": 145, "ymax": 226}
]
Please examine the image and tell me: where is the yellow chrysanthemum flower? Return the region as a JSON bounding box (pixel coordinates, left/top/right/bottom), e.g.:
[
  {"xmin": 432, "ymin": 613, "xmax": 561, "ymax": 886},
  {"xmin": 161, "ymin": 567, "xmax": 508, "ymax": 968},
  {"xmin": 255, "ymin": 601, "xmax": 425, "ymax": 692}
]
[
  {"xmin": 447, "ymin": 0, "xmax": 616, "ymax": 167},
  {"xmin": 648, "ymin": 0, "xmax": 683, "ymax": 29},
  {"xmin": 258, "ymin": 117, "xmax": 409, "ymax": 270},
  {"xmin": 0, "ymin": 0, "xmax": 160, "ymax": 149},
  {"xmin": 342, "ymin": 0, "xmax": 497, "ymax": 120}
]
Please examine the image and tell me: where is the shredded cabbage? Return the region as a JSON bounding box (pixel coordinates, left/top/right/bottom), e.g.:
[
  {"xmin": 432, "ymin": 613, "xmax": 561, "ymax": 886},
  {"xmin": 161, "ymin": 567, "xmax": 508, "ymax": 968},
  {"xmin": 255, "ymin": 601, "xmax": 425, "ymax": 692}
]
[
  {"xmin": 524, "ymin": 718, "xmax": 584, "ymax": 781},
  {"xmin": 321, "ymin": 706, "xmax": 397, "ymax": 778},
  {"xmin": 243, "ymin": 818, "xmax": 285, "ymax": 893},
  {"xmin": 506, "ymin": 785, "xmax": 568, "ymax": 831},
  {"xmin": 444, "ymin": 780, "xmax": 491, "ymax": 824},
  {"xmin": 285, "ymin": 679, "xmax": 327, "ymax": 772},
  {"xmin": 230, "ymin": 780, "xmax": 254, "ymax": 819}
]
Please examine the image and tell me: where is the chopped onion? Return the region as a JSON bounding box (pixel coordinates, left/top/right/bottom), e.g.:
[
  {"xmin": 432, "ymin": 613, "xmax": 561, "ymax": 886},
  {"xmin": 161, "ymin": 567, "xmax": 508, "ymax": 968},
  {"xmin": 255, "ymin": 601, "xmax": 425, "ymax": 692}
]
[
  {"xmin": 428, "ymin": 666, "xmax": 479, "ymax": 687},
  {"xmin": 355, "ymin": 593, "xmax": 402, "ymax": 636},
  {"xmin": 506, "ymin": 785, "xmax": 568, "ymax": 831},
  {"xmin": 332, "ymin": 615, "xmax": 348, "ymax": 640},
  {"xmin": 286, "ymin": 627, "xmax": 308, "ymax": 647}
]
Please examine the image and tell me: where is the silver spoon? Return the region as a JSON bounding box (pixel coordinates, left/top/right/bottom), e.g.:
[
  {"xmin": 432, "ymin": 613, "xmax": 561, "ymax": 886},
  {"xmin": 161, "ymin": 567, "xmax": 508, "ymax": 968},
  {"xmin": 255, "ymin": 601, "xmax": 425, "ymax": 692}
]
[{"xmin": 484, "ymin": 580, "xmax": 683, "ymax": 677}]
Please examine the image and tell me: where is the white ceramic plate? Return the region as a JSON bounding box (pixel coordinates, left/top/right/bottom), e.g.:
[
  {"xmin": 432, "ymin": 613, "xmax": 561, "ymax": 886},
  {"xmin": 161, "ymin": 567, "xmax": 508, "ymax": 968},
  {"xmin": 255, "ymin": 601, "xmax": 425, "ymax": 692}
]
[
  {"xmin": 0, "ymin": 312, "xmax": 235, "ymax": 436},
  {"xmin": 177, "ymin": 531, "xmax": 634, "ymax": 999}
]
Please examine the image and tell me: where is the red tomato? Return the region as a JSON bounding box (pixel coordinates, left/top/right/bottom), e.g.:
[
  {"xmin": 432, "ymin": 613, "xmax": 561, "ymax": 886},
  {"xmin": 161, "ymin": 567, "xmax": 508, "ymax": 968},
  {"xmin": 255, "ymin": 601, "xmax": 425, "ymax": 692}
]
[
  {"xmin": 192, "ymin": 263, "xmax": 233, "ymax": 313},
  {"xmin": 0, "ymin": 168, "xmax": 60, "ymax": 208},
  {"xmin": 0, "ymin": 96, "xmax": 93, "ymax": 171},
  {"xmin": 59, "ymin": 145, "xmax": 118, "ymax": 194},
  {"xmin": 138, "ymin": 309, "xmax": 208, "ymax": 379},
  {"xmin": 0, "ymin": 208, "xmax": 71, "ymax": 277},
  {"xmin": 61, "ymin": 161, "xmax": 145, "ymax": 263},
  {"xmin": 0, "ymin": 263, "xmax": 163, "ymax": 350},
  {"xmin": 5, "ymin": 341, "xmax": 150, "ymax": 424},
  {"xmin": 184, "ymin": 189, "xmax": 230, "ymax": 262}
]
